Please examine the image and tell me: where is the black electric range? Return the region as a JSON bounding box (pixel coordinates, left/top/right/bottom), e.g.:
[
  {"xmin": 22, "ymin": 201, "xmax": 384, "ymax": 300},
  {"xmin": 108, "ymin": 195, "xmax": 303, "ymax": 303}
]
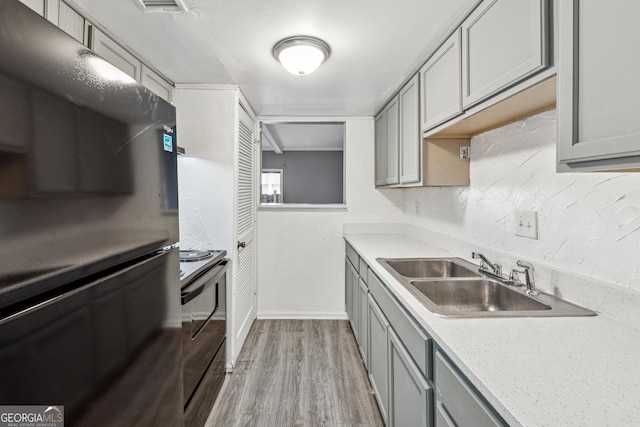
[{"xmin": 179, "ymin": 249, "xmax": 226, "ymax": 287}]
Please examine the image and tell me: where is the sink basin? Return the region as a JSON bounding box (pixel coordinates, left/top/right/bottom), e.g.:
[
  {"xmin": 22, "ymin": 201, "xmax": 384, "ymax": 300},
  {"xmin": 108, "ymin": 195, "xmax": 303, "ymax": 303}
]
[
  {"xmin": 409, "ymin": 279, "xmax": 551, "ymax": 314},
  {"xmin": 379, "ymin": 258, "xmax": 480, "ymax": 279},
  {"xmin": 376, "ymin": 257, "xmax": 596, "ymax": 318}
]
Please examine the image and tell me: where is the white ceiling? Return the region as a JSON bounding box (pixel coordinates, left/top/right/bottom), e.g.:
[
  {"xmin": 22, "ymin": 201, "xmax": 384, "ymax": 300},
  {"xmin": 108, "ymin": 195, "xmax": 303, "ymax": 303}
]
[
  {"xmin": 262, "ymin": 123, "xmax": 345, "ymax": 152},
  {"xmin": 70, "ymin": 0, "xmax": 480, "ymax": 116}
]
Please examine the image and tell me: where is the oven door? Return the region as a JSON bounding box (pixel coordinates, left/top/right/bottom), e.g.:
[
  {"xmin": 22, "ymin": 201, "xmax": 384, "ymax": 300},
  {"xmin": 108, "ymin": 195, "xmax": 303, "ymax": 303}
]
[{"xmin": 181, "ymin": 260, "xmax": 227, "ymax": 406}]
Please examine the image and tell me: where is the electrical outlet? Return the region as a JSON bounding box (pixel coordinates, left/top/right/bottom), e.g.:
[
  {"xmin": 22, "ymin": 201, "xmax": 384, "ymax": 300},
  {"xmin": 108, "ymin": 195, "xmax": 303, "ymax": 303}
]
[
  {"xmin": 460, "ymin": 146, "xmax": 470, "ymax": 159},
  {"xmin": 515, "ymin": 210, "xmax": 538, "ymax": 239}
]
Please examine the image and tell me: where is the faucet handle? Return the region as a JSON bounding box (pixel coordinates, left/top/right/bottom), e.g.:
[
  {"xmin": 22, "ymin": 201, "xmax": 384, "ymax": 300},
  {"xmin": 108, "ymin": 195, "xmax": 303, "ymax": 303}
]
[{"xmin": 508, "ymin": 269, "xmax": 523, "ymax": 286}]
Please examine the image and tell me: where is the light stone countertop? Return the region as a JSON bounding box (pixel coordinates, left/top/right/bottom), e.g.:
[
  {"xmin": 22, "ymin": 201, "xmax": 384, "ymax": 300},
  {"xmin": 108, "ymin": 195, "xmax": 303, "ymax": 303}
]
[{"xmin": 344, "ymin": 232, "xmax": 640, "ymax": 427}]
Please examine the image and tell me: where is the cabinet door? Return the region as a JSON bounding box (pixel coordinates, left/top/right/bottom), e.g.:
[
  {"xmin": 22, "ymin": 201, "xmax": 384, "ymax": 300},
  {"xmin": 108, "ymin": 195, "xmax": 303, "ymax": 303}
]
[
  {"xmin": 384, "ymin": 96, "xmax": 400, "ymax": 185},
  {"xmin": 141, "ymin": 65, "xmax": 173, "ymax": 103},
  {"xmin": 420, "ymin": 29, "xmax": 462, "ymax": 131},
  {"xmin": 18, "ymin": 0, "xmax": 45, "ymax": 16},
  {"xmin": 461, "ymin": 0, "xmax": 549, "ymax": 108},
  {"xmin": 58, "ymin": 1, "xmax": 84, "ymax": 43},
  {"xmin": 345, "ymin": 258, "xmax": 353, "ymax": 321},
  {"xmin": 357, "ymin": 278, "xmax": 368, "ymax": 367},
  {"xmin": 435, "ymin": 402, "xmax": 456, "ymax": 427},
  {"xmin": 388, "ymin": 329, "xmax": 432, "ymax": 427},
  {"xmin": 557, "ymin": 0, "xmax": 640, "ymax": 170},
  {"xmin": 346, "ymin": 259, "xmax": 359, "ymax": 339},
  {"xmin": 399, "ymin": 75, "xmax": 420, "ymax": 184},
  {"xmin": 89, "ymin": 27, "xmax": 141, "ymax": 81},
  {"xmin": 368, "ymin": 294, "xmax": 389, "ymax": 424},
  {"xmin": 374, "ymin": 112, "xmax": 387, "ymax": 187}
]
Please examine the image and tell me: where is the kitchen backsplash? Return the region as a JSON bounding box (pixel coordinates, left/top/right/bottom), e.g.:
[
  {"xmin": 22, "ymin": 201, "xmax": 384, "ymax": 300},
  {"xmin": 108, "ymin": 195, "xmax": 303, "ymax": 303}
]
[
  {"xmin": 177, "ymin": 156, "xmax": 214, "ymax": 250},
  {"xmin": 404, "ymin": 109, "xmax": 640, "ymax": 292}
]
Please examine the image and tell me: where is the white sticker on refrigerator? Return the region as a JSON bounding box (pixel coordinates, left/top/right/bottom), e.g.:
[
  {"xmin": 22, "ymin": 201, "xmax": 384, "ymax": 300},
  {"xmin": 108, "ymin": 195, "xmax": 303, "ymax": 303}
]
[{"xmin": 163, "ymin": 134, "xmax": 173, "ymax": 152}]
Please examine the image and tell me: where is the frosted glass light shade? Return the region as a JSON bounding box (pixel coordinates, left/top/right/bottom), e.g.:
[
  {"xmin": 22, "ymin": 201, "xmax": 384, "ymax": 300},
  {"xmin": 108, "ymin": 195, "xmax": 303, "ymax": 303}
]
[{"xmin": 273, "ymin": 36, "xmax": 330, "ymax": 76}]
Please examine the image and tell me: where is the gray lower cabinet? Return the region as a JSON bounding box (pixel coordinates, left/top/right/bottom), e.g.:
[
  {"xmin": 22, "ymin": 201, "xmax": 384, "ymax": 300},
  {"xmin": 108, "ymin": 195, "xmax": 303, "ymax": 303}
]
[
  {"xmin": 368, "ymin": 294, "xmax": 389, "ymax": 424},
  {"xmin": 345, "ymin": 257, "xmax": 353, "ymax": 326},
  {"xmin": 435, "ymin": 402, "xmax": 456, "ymax": 427},
  {"xmin": 557, "ymin": 0, "xmax": 640, "ymax": 171},
  {"xmin": 358, "ymin": 277, "xmax": 369, "ymax": 367},
  {"xmin": 388, "ymin": 328, "xmax": 432, "ymax": 427},
  {"xmin": 435, "ymin": 350, "xmax": 506, "ymax": 427},
  {"xmin": 345, "ymin": 257, "xmax": 359, "ymax": 340},
  {"xmin": 346, "ymin": 241, "xmax": 508, "ymax": 427}
]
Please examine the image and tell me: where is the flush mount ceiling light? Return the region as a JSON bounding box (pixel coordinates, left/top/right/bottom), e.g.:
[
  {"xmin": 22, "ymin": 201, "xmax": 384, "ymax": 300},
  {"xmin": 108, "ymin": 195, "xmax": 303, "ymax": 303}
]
[{"xmin": 272, "ymin": 36, "xmax": 331, "ymax": 76}]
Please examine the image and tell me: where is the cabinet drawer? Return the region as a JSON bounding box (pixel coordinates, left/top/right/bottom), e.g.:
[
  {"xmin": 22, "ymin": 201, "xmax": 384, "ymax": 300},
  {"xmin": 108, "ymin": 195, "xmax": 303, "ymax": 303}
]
[
  {"xmin": 435, "ymin": 350, "xmax": 505, "ymax": 427},
  {"xmin": 345, "ymin": 242, "xmax": 360, "ymax": 274},
  {"xmin": 368, "ymin": 269, "xmax": 432, "ymax": 380},
  {"xmin": 359, "ymin": 257, "xmax": 368, "ymax": 282}
]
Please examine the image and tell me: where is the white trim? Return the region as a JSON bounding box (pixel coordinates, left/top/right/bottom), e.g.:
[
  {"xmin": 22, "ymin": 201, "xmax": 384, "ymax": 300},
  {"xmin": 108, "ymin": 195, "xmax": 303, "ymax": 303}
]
[
  {"xmin": 258, "ymin": 204, "xmax": 347, "ymax": 211},
  {"xmin": 258, "ymin": 311, "xmax": 349, "ymax": 320},
  {"xmin": 174, "ymin": 83, "xmax": 238, "ymax": 90},
  {"xmin": 259, "ymin": 116, "xmax": 373, "ymax": 122}
]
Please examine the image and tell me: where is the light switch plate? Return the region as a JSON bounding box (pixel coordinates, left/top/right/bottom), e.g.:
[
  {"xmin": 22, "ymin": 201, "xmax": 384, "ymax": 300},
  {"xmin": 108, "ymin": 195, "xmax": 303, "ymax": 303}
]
[{"xmin": 515, "ymin": 210, "xmax": 538, "ymax": 239}]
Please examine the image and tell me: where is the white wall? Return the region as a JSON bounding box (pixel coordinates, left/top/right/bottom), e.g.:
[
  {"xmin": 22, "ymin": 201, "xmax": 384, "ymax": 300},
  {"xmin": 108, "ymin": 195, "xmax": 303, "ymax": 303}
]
[
  {"xmin": 257, "ymin": 117, "xmax": 405, "ymax": 318},
  {"xmin": 404, "ymin": 109, "xmax": 640, "ymax": 291},
  {"xmin": 257, "ymin": 109, "xmax": 640, "ymax": 319},
  {"xmin": 175, "ymin": 89, "xmax": 236, "ymax": 253}
]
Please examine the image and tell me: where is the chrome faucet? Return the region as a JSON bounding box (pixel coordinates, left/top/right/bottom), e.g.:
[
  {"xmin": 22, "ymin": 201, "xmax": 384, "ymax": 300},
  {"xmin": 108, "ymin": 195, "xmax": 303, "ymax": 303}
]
[
  {"xmin": 471, "ymin": 252, "xmax": 502, "ymax": 277},
  {"xmin": 516, "ymin": 260, "xmax": 538, "ymax": 295}
]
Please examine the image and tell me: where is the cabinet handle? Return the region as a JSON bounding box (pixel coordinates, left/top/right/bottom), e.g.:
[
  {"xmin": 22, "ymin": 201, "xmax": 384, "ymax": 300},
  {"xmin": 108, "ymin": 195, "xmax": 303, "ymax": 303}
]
[{"xmin": 237, "ymin": 241, "xmax": 246, "ymax": 249}]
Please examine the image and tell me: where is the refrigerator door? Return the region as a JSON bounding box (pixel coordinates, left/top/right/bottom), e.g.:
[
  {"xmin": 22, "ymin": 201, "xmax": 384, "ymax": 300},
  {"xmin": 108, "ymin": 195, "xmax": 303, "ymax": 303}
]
[
  {"xmin": 0, "ymin": 0, "xmax": 178, "ymax": 310},
  {"xmin": 0, "ymin": 249, "xmax": 182, "ymax": 426}
]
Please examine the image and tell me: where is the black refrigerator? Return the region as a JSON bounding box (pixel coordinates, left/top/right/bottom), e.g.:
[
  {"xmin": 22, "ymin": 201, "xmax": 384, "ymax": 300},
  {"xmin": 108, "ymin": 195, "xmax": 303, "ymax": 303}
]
[{"xmin": 0, "ymin": 1, "xmax": 183, "ymax": 425}]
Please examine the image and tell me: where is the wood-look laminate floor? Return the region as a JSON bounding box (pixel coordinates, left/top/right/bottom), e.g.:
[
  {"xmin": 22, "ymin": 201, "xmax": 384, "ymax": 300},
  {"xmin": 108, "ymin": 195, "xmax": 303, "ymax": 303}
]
[{"xmin": 206, "ymin": 320, "xmax": 384, "ymax": 427}]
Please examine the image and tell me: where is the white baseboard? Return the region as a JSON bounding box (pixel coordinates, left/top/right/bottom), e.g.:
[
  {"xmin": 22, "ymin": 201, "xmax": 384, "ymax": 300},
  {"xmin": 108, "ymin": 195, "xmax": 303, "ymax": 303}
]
[{"xmin": 257, "ymin": 311, "xmax": 348, "ymax": 320}]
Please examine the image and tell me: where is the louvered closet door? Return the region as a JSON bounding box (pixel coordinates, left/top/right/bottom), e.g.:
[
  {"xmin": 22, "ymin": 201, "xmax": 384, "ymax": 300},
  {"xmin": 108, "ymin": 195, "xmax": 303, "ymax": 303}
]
[{"xmin": 234, "ymin": 105, "xmax": 257, "ymax": 357}]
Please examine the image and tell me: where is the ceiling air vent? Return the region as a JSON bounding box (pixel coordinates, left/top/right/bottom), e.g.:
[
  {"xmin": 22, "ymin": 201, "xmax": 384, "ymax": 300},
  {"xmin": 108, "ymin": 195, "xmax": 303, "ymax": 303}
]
[{"xmin": 133, "ymin": 0, "xmax": 188, "ymax": 13}]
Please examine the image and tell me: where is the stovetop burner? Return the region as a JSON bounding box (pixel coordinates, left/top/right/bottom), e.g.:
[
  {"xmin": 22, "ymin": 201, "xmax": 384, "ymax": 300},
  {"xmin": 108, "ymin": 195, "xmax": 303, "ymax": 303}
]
[{"xmin": 179, "ymin": 250, "xmax": 214, "ymax": 262}]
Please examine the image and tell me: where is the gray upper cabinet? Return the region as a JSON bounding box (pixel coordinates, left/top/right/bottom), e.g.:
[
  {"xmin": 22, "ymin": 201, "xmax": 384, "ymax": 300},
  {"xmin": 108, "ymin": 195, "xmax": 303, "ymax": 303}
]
[
  {"xmin": 375, "ymin": 96, "xmax": 400, "ymax": 186},
  {"xmin": 399, "ymin": 75, "xmax": 421, "ymax": 184},
  {"xmin": 18, "ymin": 0, "xmax": 45, "ymax": 16},
  {"xmin": 58, "ymin": 1, "xmax": 84, "ymax": 43},
  {"xmin": 461, "ymin": 0, "xmax": 549, "ymax": 108},
  {"xmin": 89, "ymin": 27, "xmax": 142, "ymax": 82},
  {"xmin": 141, "ymin": 65, "xmax": 174, "ymax": 103},
  {"xmin": 385, "ymin": 97, "xmax": 400, "ymax": 185},
  {"xmin": 557, "ymin": 0, "xmax": 640, "ymax": 171},
  {"xmin": 374, "ymin": 113, "xmax": 387, "ymax": 187},
  {"xmin": 420, "ymin": 29, "xmax": 462, "ymax": 132}
]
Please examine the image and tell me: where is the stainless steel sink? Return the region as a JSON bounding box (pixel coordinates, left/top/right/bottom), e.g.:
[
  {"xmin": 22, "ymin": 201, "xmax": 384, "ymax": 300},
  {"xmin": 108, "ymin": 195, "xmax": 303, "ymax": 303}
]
[
  {"xmin": 377, "ymin": 257, "xmax": 596, "ymax": 318},
  {"xmin": 410, "ymin": 279, "xmax": 551, "ymax": 314},
  {"xmin": 381, "ymin": 258, "xmax": 480, "ymax": 279}
]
